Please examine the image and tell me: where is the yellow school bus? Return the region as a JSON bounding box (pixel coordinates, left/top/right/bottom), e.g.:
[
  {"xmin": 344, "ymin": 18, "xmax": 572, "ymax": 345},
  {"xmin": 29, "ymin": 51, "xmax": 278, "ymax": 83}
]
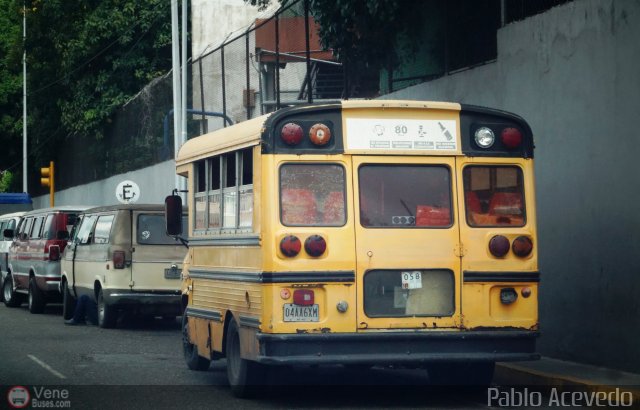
[{"xmin": 165, "ymin": 100, "xmax": 539, "ymax": 396}]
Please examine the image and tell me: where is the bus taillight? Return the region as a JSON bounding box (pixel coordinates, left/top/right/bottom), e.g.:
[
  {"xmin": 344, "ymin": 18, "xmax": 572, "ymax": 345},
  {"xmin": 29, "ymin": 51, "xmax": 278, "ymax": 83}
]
[
  {"xmin": 304, "ymin": 235, "xmax": 326, "ymax": 257},
  {"xmin": 280, "ymin": 235, "xmax": 301, "ymax": 257},
  {"xmin": 281, "ymin": 123, "xmax": 303, "ymax": 146},
  {"xmin": 489, "ymin": 235, "xmax": 510, "ymax": 257},
  {"xmin": 501, "ymin": 127, "xmax": 523, "ymax": 149},
  {"xmin": 293, "ymin": 289, "xmax": 314, "ymax": 306},
  {"xmin": 512, "ymin": 236, "xmax": 533, "ymax": 257}
]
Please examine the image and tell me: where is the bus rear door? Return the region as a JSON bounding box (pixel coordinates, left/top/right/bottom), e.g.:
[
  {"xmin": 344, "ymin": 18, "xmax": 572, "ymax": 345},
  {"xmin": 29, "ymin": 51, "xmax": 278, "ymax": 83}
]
[{"xmin": 352, "ymin": 156, "xmax": 462, "ymax": 330}]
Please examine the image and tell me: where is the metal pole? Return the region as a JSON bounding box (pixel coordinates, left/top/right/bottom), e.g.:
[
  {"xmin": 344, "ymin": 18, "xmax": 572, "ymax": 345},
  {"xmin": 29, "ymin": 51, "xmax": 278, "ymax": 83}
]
[
  {"xmin": 22, "ymin": 0, "xmax": 27, "ymax": 193},
  {"xmin": 171, "ymin": 0, "xmax": 182, "ymax": 193},
  {"xmin": 180, "ymin": 0, "xmax": 188, "ymax": 196},
  {"xmin": 304, "ymin": 0, "xmax": 312, "ymax": 103},
  {"xmin": 221, "ymin": 46, "xmax": 227, "ymax": 126},
  {"xmin": 275, "ymin": 14, "xmax": 280, "ymax": 110},
  {"xmin": 245, "ymin": 33, "xmax": 251, "ymax": 120}
]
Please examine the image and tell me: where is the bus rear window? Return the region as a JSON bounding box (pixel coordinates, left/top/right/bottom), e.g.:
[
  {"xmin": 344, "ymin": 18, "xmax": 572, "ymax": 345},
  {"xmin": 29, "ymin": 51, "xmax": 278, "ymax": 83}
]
[
  {"xmin": 463, "ymin": 166, "xmax": 526, "ymax": 227},
  {"xmin": 280, "ymin": 164, "xmax": 346, "ymax": 226},
  {"xmin": 359, "ymin": 165, "xmax": 452, "ymax": 228}
]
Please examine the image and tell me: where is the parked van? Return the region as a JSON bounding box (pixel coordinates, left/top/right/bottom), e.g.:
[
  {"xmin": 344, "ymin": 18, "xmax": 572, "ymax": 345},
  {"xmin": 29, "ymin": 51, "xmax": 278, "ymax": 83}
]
[
  {"xmin": 3, "ymin": 206, "xmax": 88, "ymax": 312},
  {"xmin": 61, "ymin": 204, "xmax": 187, "ymax": 328},
  {"xmin": 0, "ymin": 211, "xmax": 25, "ymax": 302}
]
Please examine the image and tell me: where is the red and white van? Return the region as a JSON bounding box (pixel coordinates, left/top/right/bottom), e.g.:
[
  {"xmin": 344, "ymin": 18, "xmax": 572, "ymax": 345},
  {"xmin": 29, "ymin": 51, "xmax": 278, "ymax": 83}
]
[{"xmin": 3, "ymin": 206, "xmax": 89, "ymax": 313}]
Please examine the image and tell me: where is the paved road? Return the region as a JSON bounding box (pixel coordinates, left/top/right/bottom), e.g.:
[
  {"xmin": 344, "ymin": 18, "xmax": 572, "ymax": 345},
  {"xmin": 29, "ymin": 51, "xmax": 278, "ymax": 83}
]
[{"xmin": 0, "ymin": 303, "xmax": 498, "ymax": 409}]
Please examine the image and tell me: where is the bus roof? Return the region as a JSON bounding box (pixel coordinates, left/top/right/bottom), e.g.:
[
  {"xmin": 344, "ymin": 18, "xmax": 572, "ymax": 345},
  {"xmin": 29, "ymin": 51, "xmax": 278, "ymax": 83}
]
[{"xmin": 177, "ymin": 114, "xmax": 270, "ymax": 167}]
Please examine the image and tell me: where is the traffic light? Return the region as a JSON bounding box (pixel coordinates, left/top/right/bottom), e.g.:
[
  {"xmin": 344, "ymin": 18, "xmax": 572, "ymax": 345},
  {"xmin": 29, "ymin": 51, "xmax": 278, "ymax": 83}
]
[{"xmin": 40, "ymin": 161, "xmax": 55, "ymax": 207}]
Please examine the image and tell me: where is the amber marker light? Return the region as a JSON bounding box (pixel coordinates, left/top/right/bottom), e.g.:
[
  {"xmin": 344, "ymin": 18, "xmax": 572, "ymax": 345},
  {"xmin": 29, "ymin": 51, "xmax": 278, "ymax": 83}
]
[
  {"xmin": 281, "ymin": 122, "xmax": 303, "ymax": 146},
  {"xmin": 309, "ymin": 123, "xmax": 331, "ymax": 146},
  {"xmin": 280, "ymin": 235, "xmax": 301, "ymax": 257},
  {"xmin": 280, "ymin": 288, "xmax": 291, "ymax": 300}
]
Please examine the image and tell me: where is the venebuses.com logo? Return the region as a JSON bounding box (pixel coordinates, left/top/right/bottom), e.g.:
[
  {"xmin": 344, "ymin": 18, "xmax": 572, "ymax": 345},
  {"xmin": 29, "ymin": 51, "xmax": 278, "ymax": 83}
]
[{"xmin": 6, "ymin": 386, "xmax": 71, "ymax": 409}]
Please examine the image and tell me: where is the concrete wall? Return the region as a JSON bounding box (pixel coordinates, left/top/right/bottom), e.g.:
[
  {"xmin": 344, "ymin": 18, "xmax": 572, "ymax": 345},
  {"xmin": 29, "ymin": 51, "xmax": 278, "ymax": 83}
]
[
  {"xmin": 33, "ymin": 160, "xmax": 179, "ymax": 209},
  {"xmin": 384, "ymin": 0, "xmax": 640, "ymax": 373}
]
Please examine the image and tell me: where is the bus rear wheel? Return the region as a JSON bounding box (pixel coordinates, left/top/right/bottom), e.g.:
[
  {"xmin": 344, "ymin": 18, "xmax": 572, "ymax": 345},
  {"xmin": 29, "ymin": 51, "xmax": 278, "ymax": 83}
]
[
  {"xmin": 182, "ymin": 314, "xmax": 211, "ymax": 371},
  {"xmin": 225, "ymin": 317, "xmax": 265, "ymax": 398},
  {"xmin": 427, "ymin": 362, "xmax": 495, "ymax": 386}
]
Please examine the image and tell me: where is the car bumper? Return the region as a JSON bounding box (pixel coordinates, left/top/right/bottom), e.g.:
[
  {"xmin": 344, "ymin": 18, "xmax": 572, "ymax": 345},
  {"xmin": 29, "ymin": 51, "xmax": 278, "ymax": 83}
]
[{"xmin": 255, "ymin": 329, "xmax": 539, "ymax": 365}]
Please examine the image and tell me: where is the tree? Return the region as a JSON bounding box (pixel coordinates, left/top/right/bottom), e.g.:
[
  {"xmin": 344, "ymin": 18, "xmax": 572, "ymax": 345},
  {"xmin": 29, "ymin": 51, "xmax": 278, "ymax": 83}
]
[
  {"xmin": 245, "ymin": 0, "xmax": 424, "ymax": 73},
  {"xmin": 0, "ymin": 170, "xmax": 14, "ymax": 193}
]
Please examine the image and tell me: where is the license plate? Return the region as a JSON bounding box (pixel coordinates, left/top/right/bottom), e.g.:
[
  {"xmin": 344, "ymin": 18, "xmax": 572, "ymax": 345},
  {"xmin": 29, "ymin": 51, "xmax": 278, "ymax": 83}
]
[
  {"xmin": 164, "ymin": 266, "xmax": 180, "ymax": 279},
  {"xmin": 283, "ymin": 304, "xmax": 319, "ymax": 322}
]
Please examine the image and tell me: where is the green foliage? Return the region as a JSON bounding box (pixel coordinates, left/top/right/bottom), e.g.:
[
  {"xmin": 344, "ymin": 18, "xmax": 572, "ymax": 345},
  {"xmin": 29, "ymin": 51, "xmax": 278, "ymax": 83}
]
[
  {"xmin": 0, "ymin": 170, "xmax": 14, "ymax": 192},
  {"xmin": 0, "ymin": 0, "xmax": 173, "ymax": 189}
]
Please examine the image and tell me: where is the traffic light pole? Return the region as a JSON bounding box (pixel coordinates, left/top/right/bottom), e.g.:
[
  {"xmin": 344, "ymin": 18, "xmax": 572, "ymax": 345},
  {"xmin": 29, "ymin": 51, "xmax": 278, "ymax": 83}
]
[{"xmin": 40, "ymin": 161, "xmax": 54, "ymax": 207}]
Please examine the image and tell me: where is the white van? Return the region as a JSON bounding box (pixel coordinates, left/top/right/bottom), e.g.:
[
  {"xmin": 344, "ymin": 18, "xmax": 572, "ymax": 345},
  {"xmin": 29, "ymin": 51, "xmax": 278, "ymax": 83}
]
[
  {"xmin": 61, "ymin": 204, "xmax": 188, "ymax": 328},
  {"xmin": 0, "ymin": 211, "xmax": 25, "ymax": 302}
]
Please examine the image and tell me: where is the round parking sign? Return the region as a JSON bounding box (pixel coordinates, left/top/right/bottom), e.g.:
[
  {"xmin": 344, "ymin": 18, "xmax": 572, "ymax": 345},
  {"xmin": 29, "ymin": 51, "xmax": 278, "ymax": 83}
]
[{"xmin": 115, "ymin": 180, "xmax": 140, "ymax": 204}]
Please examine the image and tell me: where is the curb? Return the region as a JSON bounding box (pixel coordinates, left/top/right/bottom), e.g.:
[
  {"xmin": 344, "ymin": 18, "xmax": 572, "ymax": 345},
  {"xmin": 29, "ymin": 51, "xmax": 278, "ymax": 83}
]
[{"xmin": 495, "ymin": 362, "xmax": 640, "ymax": 408}]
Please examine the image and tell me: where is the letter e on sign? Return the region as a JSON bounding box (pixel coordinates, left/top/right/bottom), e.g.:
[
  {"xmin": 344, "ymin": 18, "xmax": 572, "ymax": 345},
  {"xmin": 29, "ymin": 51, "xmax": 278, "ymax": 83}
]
[{"xmin": 116, "ymin": 180, "xmax": 141, "ymax": 204}]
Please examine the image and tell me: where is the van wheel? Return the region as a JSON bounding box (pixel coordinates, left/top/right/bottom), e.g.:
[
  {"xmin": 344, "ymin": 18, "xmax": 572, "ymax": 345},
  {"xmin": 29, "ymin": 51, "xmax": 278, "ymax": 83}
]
[
  {"xmin": 97, "ymin": 288, "xmax": 117, "ymax": 328},
  {"xmin": 62, "ymin": 281, "xmax": 76, "ymax": 320},
  {"xmin": 182, "ymin": 315, "xmax": 211, "ymax": 371},
  {"xmin": 226, "ymin": 317, "xmax": 265, "ymax": 398},
  {"xmin": 3, "ymin": 275, "xmax": 23, "ymax": 308},
  {"xmin": 427, "ymin": 362, "xmax": 495, "ymax": 386},
  {"xmin": 28, "ymin": 277, "xmax": 45, "ymax": 314}
]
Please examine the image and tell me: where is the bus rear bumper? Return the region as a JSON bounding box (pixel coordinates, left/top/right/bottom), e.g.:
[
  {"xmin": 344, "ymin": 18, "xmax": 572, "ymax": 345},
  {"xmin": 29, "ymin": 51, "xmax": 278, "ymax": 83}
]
[{"xmin": 255, "ymin": 330, "xmax": 539, "ymax": 365}]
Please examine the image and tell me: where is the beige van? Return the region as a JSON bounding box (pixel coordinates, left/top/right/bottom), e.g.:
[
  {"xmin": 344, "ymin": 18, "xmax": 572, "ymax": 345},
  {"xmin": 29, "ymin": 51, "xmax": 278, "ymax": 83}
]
[{"xmin": 61, "ymin": 204, "xmax": 187, "ymax": 328}]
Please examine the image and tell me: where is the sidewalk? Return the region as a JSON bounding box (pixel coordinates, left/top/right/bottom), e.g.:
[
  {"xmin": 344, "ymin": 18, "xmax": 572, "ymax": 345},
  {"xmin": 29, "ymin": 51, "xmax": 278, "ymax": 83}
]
[{"xmin": 495, "ymin": 357, "xmax": 640, "ymax": 403}]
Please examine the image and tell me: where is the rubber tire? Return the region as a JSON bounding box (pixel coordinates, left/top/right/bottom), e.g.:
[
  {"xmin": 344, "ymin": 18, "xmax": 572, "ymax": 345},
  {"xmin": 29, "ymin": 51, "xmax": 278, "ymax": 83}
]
[
  {"xmin": 427, "ymin": 362, "xmax": 495, "ymax": 386},
  {"xmin": 3, "ymin": 275, "xmax": 23, "ymax": 308},
  {"xmin": 62, "ymin": 281, "xmax": 76, "ymax": 320},
  {"xmin": 182, "ymin": 314, "xmax": 211, "ymax": 371},
  {"xmin": 28, "ymin": 277, "xmax": 46, "ymax": 314},
  {"xmin": 97, "ymin": 288, "xmax": 117, "ymax": 328},
  {"xmin": 225, "ymin": 317, "xmax": 265, "ymax": 398}
]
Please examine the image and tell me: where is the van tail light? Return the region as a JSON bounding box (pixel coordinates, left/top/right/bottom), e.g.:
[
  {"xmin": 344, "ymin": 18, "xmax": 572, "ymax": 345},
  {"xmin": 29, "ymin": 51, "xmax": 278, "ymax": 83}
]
[
  {"xmin": 113, "ymin": 251, "xmax": 126, "ymax": 269},
  {"xmin": 293, "ymin": 289, "xmax": 314, "ymax": 306},
  {"xmin": 48, "ymin": 245, "xmax": 60, "ymax": 261}
]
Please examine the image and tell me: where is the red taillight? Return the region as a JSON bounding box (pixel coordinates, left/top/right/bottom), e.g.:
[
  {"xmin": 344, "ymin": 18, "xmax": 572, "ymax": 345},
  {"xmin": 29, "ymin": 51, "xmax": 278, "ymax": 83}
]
[
  {"xmin": 309, "ymin": 123, "xmax": 331, "ymax": 146},
  {"xmin": 280, "ymin": 235, "xmax": 301, "ymax": 257},
  {"xmin": 501, "ymin": 127, "xmax": 523, "ymax": 149},
  {"xmin": 512, "ymin": 236, "xmax": 533, "ymax": 257},
  {"xmin": 304, "ymin": 235, "xmax": 326, "ymax": 257},
  {"xmin": 281, "ymin": 123, "xmax": 303, "ymax": 146},
  {"xmin": 113, "ymin": 250, "xmax": 126, "ymax": 269},
  {"xmin": 48, "ymin": 245, "xmax": 60, "ymax": 261},
  {"xmin": 489, "ymin": 235, "xmax": 510, "ymax": 257},
  {"xmin": 293, "ymin": 289, "xmax": 314, "ymax": 306}
]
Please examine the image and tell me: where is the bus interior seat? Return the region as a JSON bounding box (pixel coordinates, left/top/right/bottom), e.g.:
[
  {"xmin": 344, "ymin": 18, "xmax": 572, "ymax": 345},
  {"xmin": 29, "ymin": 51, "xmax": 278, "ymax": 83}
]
[
  {"xmin": 323, "ymin": 191, "xmax": 344, "ymax": 224},
  {"xmin": 488, "ymin": 192, "xmax": 523, "ymax": 215},
  {"xmin": 281, "ymin": 189, "xmax": 318, "ymax": 224},
  {"xmin": 416, "ymin": 205, "xmax": 450, "ymax": 226}
]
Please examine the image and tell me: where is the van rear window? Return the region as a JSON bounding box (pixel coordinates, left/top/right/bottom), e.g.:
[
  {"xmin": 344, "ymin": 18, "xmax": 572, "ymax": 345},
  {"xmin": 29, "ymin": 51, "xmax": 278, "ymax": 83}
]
[{"xmin": 137, "ymin": 214, "xmax": 187, "ymax": 245}]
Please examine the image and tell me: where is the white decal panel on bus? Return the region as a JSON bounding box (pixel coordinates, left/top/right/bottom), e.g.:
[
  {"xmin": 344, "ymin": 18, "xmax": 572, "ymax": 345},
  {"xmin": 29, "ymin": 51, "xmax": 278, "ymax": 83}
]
[{"xmin": 345, "ymin": 118, "xmax": 458, "ymax": 151}]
